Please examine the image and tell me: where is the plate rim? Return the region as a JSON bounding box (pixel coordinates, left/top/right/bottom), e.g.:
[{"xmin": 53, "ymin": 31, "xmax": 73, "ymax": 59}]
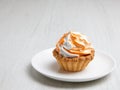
[{"xmin": 31, "ymin": 48, "xmax": 116, "ymax": 82}]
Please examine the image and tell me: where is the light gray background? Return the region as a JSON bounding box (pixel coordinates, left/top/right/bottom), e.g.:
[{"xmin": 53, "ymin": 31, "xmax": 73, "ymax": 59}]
[{"xmin": 0, "ymin": 0, "xmax": 120, "ymax": 90}]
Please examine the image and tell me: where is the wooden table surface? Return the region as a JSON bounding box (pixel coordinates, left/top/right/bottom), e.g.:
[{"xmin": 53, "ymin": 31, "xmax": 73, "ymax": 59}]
[{"xmin": 0, "ymin": 0, "xmax": 120, "ymax": 90}]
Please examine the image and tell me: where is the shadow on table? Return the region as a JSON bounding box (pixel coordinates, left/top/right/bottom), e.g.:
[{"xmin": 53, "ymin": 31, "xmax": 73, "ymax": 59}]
[{"xmin": 27, "ymin": 63, "xmax": 111, "ymax": 89}]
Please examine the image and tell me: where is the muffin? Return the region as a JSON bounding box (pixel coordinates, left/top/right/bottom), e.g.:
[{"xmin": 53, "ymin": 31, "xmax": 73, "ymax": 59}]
[{"xmin": 53, "ymin": 31, "xmax": 95, "ymax": 72}]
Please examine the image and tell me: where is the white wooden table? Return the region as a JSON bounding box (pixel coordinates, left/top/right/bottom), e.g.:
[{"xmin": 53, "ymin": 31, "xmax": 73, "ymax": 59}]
[{"xmin": 0, "ymin": 0, "xmax": 120, "ymax": 90}]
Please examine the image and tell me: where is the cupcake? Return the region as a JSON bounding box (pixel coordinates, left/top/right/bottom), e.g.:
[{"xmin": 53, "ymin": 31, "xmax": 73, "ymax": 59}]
[{"xmin": 53, "ymin": 31, "xmax": 95, "ymax": 72}]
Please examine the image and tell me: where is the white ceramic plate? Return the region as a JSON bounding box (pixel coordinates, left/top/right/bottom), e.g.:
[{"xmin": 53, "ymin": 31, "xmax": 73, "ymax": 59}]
[{"xmin": 31, "ymin": 48, "xmax": 115, "ymax": 82}]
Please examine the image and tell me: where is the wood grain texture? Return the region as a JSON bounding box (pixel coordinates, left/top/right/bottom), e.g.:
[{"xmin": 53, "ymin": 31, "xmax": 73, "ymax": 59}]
[{"xmin": 0, "ymin": 0, "xmax": 120, "ymax": 90}]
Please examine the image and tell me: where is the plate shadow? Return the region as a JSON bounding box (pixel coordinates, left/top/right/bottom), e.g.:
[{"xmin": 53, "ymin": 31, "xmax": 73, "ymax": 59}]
[{"xmin": 27, "ymin": 63, "xmax": 111, "ymax": 89}]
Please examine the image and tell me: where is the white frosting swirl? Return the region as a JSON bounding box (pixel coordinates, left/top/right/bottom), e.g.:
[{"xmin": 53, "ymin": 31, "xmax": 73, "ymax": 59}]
[
  {"xmin": 56, "ymin": 32, "xmax": 93, "ymax": 57},
  {"xmin": 59, "ymin": 33, "xmax": 78, "ymax": 57}
]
